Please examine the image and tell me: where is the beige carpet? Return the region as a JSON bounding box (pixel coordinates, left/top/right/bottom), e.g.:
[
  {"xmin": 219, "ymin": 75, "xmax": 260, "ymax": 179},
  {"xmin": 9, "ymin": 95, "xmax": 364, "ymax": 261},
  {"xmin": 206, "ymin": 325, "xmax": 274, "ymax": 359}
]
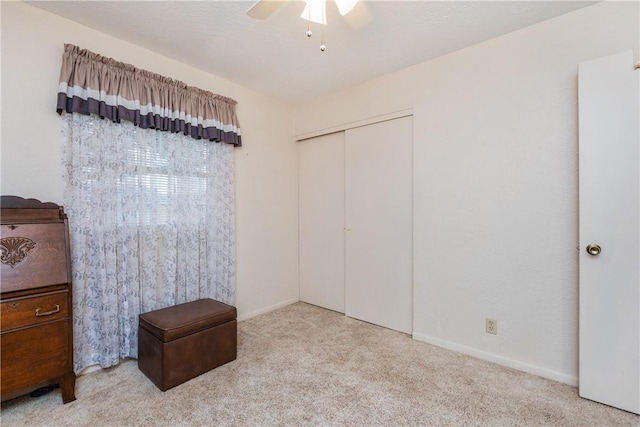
[{"xmin": 2, "ymin": 302, "xmax": 638, "ymax": 426}]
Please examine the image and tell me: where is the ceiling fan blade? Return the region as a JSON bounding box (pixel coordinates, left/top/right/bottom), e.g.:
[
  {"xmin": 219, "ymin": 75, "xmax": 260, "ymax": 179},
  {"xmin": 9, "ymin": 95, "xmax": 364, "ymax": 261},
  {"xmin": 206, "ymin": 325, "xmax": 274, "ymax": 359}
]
[
  {"xmin": 246, "ymin": 0, "xmax": 287, "ymax": 20},
  {"xmin": 343, "ymin": 1, "xmax": 373, "ymax": 29}
]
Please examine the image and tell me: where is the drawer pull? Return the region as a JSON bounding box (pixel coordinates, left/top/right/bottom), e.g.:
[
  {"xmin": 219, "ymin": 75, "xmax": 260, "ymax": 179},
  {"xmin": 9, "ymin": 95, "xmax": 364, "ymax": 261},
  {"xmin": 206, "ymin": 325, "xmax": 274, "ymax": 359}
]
[{"xmin": 35, "ymin": 305, "xmax": 60, "ymax": 317}]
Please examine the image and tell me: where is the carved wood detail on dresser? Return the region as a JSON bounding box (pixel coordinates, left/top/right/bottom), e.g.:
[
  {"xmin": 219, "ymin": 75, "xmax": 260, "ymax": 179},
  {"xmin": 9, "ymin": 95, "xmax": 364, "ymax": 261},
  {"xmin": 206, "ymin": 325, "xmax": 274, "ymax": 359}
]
[{"xmin": 1, "ymin": 196, "xmax": 76, "ymax": 404}]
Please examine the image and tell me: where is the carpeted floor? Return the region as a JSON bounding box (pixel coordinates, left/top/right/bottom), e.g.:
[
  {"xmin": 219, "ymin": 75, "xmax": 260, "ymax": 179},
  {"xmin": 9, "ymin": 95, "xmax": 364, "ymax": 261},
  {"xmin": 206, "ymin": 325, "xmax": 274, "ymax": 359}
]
[{"xmin": 2, "ymin": 302, "xmax": 638, "ymax": 426}]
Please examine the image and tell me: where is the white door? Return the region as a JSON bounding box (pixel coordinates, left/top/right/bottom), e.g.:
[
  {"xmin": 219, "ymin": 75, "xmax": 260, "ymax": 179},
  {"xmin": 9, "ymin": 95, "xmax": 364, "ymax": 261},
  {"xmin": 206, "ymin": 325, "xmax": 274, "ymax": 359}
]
[
  {"xmin": 299, "ymin": 132, "xmax": 345, "ymax": 313},
  {"xmin": 578, "ymin": 51, "xmax": 639, "ymax": 414},
  {"xmin": 345, "ymin": 116, "xmax": 413, "ymax": 334}
]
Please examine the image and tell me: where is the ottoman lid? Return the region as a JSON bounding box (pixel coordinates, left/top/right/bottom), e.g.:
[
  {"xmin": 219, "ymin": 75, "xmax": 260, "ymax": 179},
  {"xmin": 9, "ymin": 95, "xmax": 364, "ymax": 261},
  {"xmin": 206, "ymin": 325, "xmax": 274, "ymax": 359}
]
[{"xmin": 139, "ymin": 298, "xmax": 237, "ymax": 342}]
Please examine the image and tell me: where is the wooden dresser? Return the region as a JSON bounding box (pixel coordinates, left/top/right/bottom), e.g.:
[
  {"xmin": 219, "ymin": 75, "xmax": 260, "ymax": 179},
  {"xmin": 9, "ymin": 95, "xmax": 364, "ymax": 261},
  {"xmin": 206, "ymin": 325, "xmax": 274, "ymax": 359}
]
[{"xmin": 1, "ymin": 196, "xmax": 76, "ymax": 403}]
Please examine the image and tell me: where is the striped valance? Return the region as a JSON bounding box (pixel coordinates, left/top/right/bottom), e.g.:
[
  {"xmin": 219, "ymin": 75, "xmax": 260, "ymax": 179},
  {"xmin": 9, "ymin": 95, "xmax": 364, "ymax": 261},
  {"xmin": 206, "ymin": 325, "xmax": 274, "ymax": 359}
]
[{"xmin": 56, "ymin": 44, "xmax": 242, "ymax": 146}]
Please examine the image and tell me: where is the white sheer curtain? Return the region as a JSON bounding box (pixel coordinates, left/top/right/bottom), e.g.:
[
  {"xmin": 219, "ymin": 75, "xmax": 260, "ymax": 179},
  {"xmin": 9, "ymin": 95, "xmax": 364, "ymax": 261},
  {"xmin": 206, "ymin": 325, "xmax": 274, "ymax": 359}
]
[{"xmin": 62, "ymin": 113, "xmax": 235, "ymax": 372}]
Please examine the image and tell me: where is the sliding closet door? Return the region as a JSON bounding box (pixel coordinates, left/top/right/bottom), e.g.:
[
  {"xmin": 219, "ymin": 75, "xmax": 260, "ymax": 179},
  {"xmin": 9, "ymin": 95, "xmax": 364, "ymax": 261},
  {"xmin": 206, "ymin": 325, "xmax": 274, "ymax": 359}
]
[
  {"xmin": 345, "ymin": 116, "xmax": 413, "ymax": 334},
  {"xmin": 299, "ymin": 132, "xmax": 345, "ymax": 313}
]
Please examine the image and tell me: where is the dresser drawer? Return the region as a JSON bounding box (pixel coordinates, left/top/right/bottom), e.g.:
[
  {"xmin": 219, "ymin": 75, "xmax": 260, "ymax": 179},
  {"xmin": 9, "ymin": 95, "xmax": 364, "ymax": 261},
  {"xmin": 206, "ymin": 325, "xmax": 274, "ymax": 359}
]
[
  {"xmin": 1, "ymin": 223, "xmax": 69, "ymax": 293},
  {"xmin": 1, "ymin": 320, "xmax": 70, "ymax": 395},
  {"xmin": 1, "ymin": 290, "xmax": 69, "ymax": 332}
]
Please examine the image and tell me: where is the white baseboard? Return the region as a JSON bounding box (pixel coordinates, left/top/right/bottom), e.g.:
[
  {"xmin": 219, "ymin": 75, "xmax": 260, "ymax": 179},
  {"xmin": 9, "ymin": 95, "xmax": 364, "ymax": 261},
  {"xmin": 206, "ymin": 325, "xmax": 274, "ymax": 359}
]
[
  {"xmin": 77, "ymin": 357, "xmax": 136, "ymax": 376},
  {"xmin": 237, "ymin": 298, "xmax": 299, "ymax": 322},
  {"xmin": 412, "ymin": 332, "xmax": 578, "ymax": 386},
  {"xmin": 77, "ymin": 364, "xmax": 103, "ymax": 376}
]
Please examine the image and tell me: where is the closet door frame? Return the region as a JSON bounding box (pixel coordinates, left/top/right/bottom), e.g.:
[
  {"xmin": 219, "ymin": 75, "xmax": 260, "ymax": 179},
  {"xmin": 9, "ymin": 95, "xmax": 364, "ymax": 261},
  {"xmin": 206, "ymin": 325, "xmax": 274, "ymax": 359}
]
[{"xmin": 297, "ymin": 111, "xmax": 414, "ymax": 333}]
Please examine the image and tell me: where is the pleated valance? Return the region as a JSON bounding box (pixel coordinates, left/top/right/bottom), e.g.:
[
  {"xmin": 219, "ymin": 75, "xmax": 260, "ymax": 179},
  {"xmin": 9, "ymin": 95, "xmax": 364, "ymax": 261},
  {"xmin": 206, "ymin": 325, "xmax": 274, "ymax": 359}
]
[{"xmin": 56, "ymin": 44, "xmax": 242, "ymax": 146}]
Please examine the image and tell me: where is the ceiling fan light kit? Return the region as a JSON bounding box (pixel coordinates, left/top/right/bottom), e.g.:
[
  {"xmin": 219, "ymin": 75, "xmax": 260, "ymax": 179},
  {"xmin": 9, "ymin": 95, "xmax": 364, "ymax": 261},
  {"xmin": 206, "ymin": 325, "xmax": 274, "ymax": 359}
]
[
  {"xmin": 301, "ymin": 0, "xmax": 327, "ymax": 25},
  {"xmin": 300, "ymin": 0, "xmax": 359, "ymax": 24},
  {"xmin": 335, "ymin": 0, "xmax": 358, "ymax": 16},
  {"xmin": 247, "ymin": 0, "xmax": 365, "ymax": 53}
]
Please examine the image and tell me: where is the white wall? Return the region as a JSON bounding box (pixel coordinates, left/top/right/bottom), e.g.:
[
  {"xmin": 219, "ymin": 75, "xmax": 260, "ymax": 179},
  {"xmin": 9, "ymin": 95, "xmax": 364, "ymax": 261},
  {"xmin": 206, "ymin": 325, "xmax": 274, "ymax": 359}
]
[
  {"xmin": 0, "ymin": 2, "xmax": 299, "ymax": 319},
  {"xmin": 295, "ymin": 1, "xmax": 639, "ymax": 385},
  {"xmin": 4, "ymin": 0, "xmax": 638, "ymax": 386}
]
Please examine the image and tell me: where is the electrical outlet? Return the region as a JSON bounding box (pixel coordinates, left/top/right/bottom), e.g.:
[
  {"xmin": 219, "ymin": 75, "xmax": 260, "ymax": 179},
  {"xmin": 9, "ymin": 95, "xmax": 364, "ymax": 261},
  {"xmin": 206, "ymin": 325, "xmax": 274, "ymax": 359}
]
[{"xmin": 486, "ymin": 318, "xmax": 498, "ymax": 335}]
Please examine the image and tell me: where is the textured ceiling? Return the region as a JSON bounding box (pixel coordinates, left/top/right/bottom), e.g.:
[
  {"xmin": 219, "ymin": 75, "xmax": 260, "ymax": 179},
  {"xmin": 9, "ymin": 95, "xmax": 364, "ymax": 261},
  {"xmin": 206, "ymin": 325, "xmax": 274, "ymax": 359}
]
[{"xmin": 29, "ymin": 1, "xmax": 596, "ymax": 104}]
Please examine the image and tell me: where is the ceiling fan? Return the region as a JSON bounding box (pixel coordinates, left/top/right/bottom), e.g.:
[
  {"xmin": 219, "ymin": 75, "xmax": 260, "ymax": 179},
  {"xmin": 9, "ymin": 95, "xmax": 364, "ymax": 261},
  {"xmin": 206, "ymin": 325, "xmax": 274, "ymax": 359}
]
[{"xmin": 247, "ymin": 0, "xmax": 372, "ymax": 29}]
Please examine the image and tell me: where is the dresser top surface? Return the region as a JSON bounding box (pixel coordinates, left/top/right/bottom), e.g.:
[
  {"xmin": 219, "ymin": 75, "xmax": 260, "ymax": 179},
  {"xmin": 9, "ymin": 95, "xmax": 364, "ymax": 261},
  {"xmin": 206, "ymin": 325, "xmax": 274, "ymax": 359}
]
[{"xmin": 1, "ymin": 196, "xmax": 66, "ymax": 224}]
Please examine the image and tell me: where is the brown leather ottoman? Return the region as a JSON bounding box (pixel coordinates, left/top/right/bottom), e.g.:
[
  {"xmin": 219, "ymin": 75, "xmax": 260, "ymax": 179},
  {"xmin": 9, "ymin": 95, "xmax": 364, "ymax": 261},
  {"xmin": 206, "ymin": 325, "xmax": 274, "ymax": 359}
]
[{"xmin": 138, "ymin": 298, "xmax": 237, "ymax": 391}]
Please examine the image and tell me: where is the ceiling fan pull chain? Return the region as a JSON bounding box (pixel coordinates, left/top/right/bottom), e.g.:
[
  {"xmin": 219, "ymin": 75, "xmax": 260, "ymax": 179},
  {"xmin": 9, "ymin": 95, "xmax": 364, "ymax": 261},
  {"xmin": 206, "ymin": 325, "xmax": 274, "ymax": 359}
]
[
  {"xmin": 320, "ymin": 2, "xmax": 326, "ymax": 51},
  {"xmin": 306, "ymin": 3, "xmax": 313, "ymax": 37}
]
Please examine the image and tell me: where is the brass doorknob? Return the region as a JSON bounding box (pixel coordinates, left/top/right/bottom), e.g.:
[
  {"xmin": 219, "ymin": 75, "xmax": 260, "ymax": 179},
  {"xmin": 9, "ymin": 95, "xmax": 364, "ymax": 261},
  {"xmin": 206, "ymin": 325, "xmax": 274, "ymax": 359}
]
[{"xmin": 586, "ymin": 244, "xmax": 602, "ymax": 256}]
